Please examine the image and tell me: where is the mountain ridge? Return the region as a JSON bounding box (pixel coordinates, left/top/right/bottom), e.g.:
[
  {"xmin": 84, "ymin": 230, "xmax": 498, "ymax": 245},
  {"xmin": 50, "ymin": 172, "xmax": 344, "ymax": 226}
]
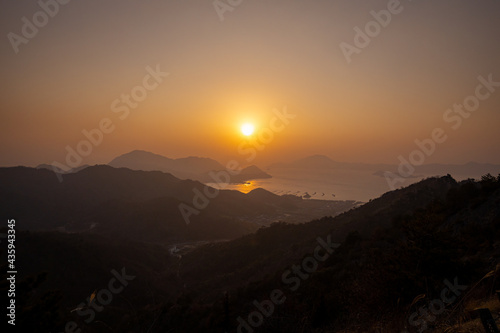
[{"xmin": 108, "ymin": 150, "xmax": 272, "ymax": 183}]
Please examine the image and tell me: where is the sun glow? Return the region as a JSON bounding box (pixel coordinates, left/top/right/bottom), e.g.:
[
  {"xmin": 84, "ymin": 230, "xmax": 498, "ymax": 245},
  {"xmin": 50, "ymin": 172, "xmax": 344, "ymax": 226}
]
[{"xmin": 241, "ymin": 123, "xmax": 255, "ymax": 136}]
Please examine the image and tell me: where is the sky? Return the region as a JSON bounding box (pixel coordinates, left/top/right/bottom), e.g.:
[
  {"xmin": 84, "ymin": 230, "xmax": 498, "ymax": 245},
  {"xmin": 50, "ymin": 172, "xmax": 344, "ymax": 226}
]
[{"xmin": 1, "ymin": 0, "xmax": 499, "ymax": 169}]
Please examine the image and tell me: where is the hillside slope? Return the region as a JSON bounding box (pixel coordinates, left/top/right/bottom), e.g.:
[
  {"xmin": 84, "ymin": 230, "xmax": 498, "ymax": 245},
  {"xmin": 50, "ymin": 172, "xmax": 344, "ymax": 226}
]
[{"xmin": 3, "ymin": 174, "xmax": 499, "ymax": 332}]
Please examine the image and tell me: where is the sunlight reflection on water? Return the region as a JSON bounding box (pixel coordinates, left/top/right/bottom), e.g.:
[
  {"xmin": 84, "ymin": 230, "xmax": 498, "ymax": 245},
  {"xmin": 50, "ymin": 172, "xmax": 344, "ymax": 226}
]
[
  {"xmin": 218, "ymin": 165, "xmax": 489, "ymax": 201},
  {"xmin": 204, "ymin": 168, "xmax": 425, "ymax": 202},
  {"xmin": 206, "ymin": 180, "xmax": 260, "ymax": 194}
]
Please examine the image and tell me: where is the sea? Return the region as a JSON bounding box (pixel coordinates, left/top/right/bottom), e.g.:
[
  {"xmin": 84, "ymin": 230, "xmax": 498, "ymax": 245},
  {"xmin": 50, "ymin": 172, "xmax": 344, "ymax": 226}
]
[
  {"xmin": 206, "ymin": 167, "xmax": 490, "ymax": 202},
  {"xmin": 206, "ymin": 167, "xmax": 420, "ymax": 202}
]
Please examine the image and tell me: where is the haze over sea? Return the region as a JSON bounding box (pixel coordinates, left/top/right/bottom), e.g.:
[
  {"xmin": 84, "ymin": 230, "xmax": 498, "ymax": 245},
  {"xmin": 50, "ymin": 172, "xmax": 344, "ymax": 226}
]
[{"xmin": 208, "ymin": 166, "xmax": 495, "ymax": 202}]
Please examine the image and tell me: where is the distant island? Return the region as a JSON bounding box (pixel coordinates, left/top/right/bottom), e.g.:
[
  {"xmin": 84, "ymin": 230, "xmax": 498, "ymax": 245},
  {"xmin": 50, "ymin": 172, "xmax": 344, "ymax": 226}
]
[{"xmin": 38, "ymin": 150, "xmax": 272, "ymax": 184}]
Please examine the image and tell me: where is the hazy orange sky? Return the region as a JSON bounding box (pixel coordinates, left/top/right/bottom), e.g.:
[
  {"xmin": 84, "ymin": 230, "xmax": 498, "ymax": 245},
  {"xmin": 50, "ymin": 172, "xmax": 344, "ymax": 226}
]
[{"xmin": 1, "ymin": 0, "xmax": 499, "ymax": 168}]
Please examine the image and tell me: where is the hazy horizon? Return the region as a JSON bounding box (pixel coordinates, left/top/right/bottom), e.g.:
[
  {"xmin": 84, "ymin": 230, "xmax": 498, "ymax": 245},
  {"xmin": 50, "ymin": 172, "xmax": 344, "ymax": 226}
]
[{"xmin": 3, "ymin": 149, "xmax": 500, "ymax": 170}]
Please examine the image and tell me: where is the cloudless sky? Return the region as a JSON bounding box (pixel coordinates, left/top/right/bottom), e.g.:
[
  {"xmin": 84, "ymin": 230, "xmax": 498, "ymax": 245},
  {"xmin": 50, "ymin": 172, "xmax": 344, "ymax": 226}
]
[{"xmin": 1, "ymin": 0, "xmax": 499, "ymax": 168}]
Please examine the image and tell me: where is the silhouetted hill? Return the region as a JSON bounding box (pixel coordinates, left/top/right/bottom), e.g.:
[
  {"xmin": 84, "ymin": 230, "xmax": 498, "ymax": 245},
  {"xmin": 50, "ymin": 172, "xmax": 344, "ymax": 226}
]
[
  {"xmin": 108, "ymin": 150, "xmax": 273, "ymax": 183},
  {"xmin": 158, "ymin": 174, "xmax": 500, "ymax": 332},
  {"xmin": 36, "ymin": 163, "xmax": 91, "ymax": 173},
  {"xmin": 235, "ymin": 165, "xmax": 272, "ymax": 182},
  {"xmin": 0, "ymin": 165, "xmax": 263, "ymax": 241},
  {"xmin": 6, "ymin": 174, "xmax": 499, "ymax": 332},
  {"xmin": 3, "ymin": 173, "xmax": 500, "ymax": 332},
  {"xmin": 108, "ymin": 150, "xmax": 224, "ymax": 179},
  {"xmin": 174, "ymin": 176, "xmax": 460, "ymax": 299},
  {"xmin": 0, "ymin": 165, "xmax": 348, "ymax": 242},
  {"xmin": 0, "ymin": 231, "xmax": 177, "ymax": 332},
  {"xmin": 246, "ymin": 188, "xmax": 302, "ymax": 209}
]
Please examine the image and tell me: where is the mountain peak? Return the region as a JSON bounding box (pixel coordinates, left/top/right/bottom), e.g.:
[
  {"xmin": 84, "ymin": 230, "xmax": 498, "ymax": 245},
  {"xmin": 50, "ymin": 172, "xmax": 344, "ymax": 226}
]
[
  {"xmin": 108, "ymin": 150, "xmax": 224, "ymax": 178},
  {"xmin": 113, "ymin": 150, "xmax": 172, "ymax": 161}
]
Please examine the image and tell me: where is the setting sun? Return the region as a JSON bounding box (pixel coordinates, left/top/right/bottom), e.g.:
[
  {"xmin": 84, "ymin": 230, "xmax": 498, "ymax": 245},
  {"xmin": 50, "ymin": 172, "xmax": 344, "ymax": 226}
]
[{"xmin": 241, "ymin": 123, "xmax": 255, "ymax": 136}]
